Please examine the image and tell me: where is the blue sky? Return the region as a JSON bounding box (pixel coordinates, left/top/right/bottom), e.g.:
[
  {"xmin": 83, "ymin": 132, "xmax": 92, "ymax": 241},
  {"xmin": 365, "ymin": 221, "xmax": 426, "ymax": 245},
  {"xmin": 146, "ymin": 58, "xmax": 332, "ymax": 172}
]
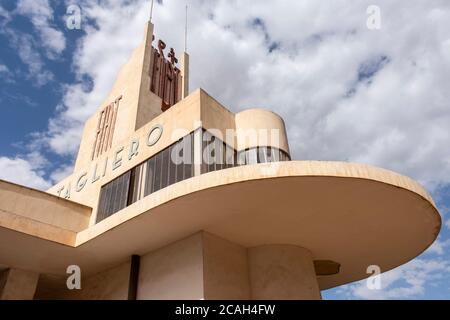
[{"xmin": 0, "ymin": 0, "xmax": 449, "ymax": 299}]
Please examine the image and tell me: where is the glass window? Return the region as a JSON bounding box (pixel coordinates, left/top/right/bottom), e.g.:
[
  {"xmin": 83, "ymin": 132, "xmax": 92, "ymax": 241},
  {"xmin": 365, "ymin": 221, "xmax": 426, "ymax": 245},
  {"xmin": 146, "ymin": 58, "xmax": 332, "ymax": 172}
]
[
  {"xmin": 160, "ymin": 147, "xmax": 170, "ymax": 189},
  {"xmin": 247, "ymin": 148, "xmax": 258, "ymax": 165},
  {"xmin": 176, "ymin": 140, "xmax": 185, "ymax": 182},
  {"xmin": 153, "ymin": 151, "xmax": 162, "ymax": 192},
  {"xmin": 258, "ymin": 147, "xmax": 268, "ymax": 164},
  {"xmin": 183, "ymin": 134, "xmax": 193, "ymax": 180},
  {"xmin": 97, "ymin": 171, "xmax": 130, "ymax": 223},
  {"xmin": 207, "ymin": 135, "xmax": 216, "ymax": 173},
  {"xmin": 225, "ymin": 145, "xmax": 236, "ymax": 169},
  {"xmin": 145, "ymin": 157, "xmax": 155, "ymax": 197},
  {"xmin": 168, "ymin": 144, "xmax": 177, "ymax": 186}
]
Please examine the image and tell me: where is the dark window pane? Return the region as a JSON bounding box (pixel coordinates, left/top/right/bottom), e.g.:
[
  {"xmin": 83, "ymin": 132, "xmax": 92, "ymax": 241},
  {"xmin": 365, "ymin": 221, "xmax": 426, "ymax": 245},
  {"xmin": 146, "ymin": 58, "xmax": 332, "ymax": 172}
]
[
  {"xmin": 247, "ymin": 149, "xmax": 258, "ymax": 165},
  {"xmin": 128, "ymin": 164, "xmax": 143, "ymax": 206},
  {"xmin": 214, "ymin": 137, "xmax": 223, "ymax": 171},
  {"xmin": 176, "ymin": 140, "xmax": 185, "ymax": 182},
  {"xmin": 201, "ymin": 130, "xmax": 208, "ymax": 174},
  {"xmin": 161, "ymin": 147, "xmax": 169, "ymax": 189},
  {"xmin": 168, "ymin": 144, "xmax": 177, "ymax": 186},
  {"xmin": 207, "ymin": 135, "xmax": 215, "ymax": 173},
  {"xmin": 258, "ymin": 147, "xmax": 268, "ymax": 164},
  {"xmin": 183, "ymin": 133, "xmax": 194, "ymax": 179},
  {"xmin": 271, "ymin": 148, "xmax": 280, "ymax": 162},
  {"xmin": 145, "ymin": 157, "xmax": 155, "ymax": 196},
  {"xmin": 237, "ymin": 151, "xmax": 246, "ymax": 166},
  {"xmin": 153, "ymin": 152, "xmax": 162, "ymax": 192}
]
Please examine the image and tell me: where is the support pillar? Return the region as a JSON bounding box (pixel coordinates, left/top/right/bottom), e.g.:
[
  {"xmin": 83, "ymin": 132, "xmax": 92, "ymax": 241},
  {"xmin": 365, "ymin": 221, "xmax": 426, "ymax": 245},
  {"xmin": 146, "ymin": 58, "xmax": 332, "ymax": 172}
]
[
  {"xmin": 248, "ymin": 245, "xmax": 321, "ymax": 300},
  {"xmin": 0, "ymin": 268, "xmax": 39, "ymax": 300}
]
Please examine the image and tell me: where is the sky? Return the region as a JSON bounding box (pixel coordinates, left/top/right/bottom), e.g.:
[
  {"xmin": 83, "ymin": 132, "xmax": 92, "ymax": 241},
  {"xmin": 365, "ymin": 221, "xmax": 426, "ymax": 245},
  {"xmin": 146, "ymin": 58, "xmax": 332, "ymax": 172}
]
[{"xmin": 0, "ymin": 0, "xmax": 449, "ymax": 299}]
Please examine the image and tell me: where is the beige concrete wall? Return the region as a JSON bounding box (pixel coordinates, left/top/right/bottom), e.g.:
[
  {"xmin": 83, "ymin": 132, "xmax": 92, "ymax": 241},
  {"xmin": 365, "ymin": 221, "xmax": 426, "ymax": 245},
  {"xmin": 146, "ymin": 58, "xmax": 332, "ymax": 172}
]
[
  {"xmin": 75, "ymin": 22, "xmax": 163, "ymax": 172},
  {"xmin": 200, "ymin": 92, "xmax": 236, "ymax": 146},
  {"xmin": 0, "ymin": 269, "xmax": 39, "ymax": 300},
  {"xmin": 37, "ymin": 262, "xmax": 131, "ymax": 300},
  {"xmin": 202, "ymin": 233, "xmax": 251, "ymax": 300},
  {"xmin": 235, "ymin": 109, "xmax": 290, "ymax": 154},
  {"xmin": 137, "ymin": 233, "xmax": 204, "ymax": 300},
  {"xmin": 248, "ymin": 245, "xmax": 321, "ymax": 300},
  {"xmin": 0, "ymin": 180, "xmax": 91, "ymax": 234},
  {"xmin": 70, "ymin": 262, "xmax": 131, "ymax": 300}
]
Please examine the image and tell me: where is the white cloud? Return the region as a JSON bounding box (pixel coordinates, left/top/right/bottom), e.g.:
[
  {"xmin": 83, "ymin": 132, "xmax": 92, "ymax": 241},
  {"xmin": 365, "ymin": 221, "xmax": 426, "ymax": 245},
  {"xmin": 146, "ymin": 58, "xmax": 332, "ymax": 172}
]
[
  {"xmin": 16, "ymin": 0, "xmax": 66, "ymax": 58},
  {"xmin": 5, "ymin": 31, "xmax": 54, "ymax": 86},
  {"xmin": 427, "ymin": 239, "xmax": 450, "ymax": 255},
  {"xmin": 49, "ymin": 163, "xmax": 74, "ymax": 183},
  {"xmin": 0, "ymin": 64, "xmax": 8, "ymax": 73},
  {"xmin": 0, "ymin": 156, "xmax": 50, "ymax": 190},
  {"xmin": 336, "ymin": 258, "xmax": 450, "ymax": 300}
]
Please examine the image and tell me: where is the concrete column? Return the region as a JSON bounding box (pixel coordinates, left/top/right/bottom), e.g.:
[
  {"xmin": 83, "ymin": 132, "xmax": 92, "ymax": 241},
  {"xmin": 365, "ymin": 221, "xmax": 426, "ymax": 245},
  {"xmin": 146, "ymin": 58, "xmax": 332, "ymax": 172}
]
[
  {"xmin": 0, "ymin": 269, "xmax": 39, "ymax": 300},
  {"xmin": 248, "ymin": 245, "xmax": 321, "ymax": 300},
  {"xmin": 181, "ymin": 52, "xmax": 190, "ymax": 99}
]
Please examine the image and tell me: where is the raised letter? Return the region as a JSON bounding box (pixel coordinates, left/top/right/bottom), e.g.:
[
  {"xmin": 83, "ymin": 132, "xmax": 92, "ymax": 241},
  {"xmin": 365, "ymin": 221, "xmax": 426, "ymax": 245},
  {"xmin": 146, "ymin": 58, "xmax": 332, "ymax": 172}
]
[
  {"xmin": 129, "ymin": 139, "xmax": 140, "ymax": 160},
  {"xmin": 76, "ymin": 172, "xmax": 88, "ymax": 192},
  {"xmin": 113, "ymin": 147, "xmax": 124, "ymax": 170},
  {"xmin": 147, "ymin": 125, "xmax": 163, "ymax": 147}
]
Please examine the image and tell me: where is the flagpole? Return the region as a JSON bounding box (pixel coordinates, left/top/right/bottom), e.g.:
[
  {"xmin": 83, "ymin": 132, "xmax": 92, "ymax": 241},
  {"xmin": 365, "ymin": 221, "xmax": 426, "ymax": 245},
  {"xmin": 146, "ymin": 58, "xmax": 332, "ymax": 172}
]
[
  {"xmin": 184, "ymin": 4, "xmax": 188, "ymax": 52},
  {"xmin": 150, "ymin": 0, "xmax": 154, "ymax": 22}
]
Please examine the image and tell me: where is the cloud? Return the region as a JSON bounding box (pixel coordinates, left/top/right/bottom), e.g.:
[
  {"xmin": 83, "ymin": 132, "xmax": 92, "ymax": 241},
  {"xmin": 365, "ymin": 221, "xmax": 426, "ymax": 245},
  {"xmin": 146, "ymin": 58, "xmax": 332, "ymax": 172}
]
[
  {"xmin": 49, "ymin": 163, "xmax": 74, "ymax": 183},
  {"xmin": 5, "ymin": 31, "xmax": 54, "ymax": 86},
  {"xmin": 0, "ymin": 64, "xmax": 9, "ymax": 73},
  {"xmin": 34, "ymin": 0, "xmax": 152, "ymax": 156},
  {"xmin": 336, "ymin": 258, "xmax": 450, "ymax": 300},
  {"xmin": 16, "ymin": 0, "xmax": 66, "ymax": 58},
  {"xmin": 427, "ymin": 239, "xmax": 450, "ymax": 255},
  {"xmin": 0, "ymin": 156, "xmax": 51, "ymax": 190},
  {"xmin": 0, "ymin": 64, "xmax": 14, "ymax": 83}
]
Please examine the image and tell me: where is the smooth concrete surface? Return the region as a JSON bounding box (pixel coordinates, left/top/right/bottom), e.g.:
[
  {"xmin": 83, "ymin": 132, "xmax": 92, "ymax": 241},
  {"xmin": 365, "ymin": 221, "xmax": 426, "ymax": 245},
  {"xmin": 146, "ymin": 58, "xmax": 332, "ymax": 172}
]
[
  {"xmin": 35, "ymin": 262, "xmax": 131, "ymax": 300},
  {"xmin": 138, "ymin": 233, "xmax": 204, "ymax": 300},
  {"xmin": 235, "ymin": 109, "xmax": 290, "ymax": 155},
  {"xmin": 0, "ymin": 269, "xmax": 39, "ymax": 300},
  {"xmin": 248, "ymin": 245, "xmax": 321, "ymax": 300},
  {"xmin": 0, "ymin": 179, "xmax": 91, "ymax": 244},
  {"xmin": 202, "ymin": 232, "xmax": 251, "ymax": 300},
  {"xmin": 0, "ymin": 179, "xmax": 91, "ymax": 232}
]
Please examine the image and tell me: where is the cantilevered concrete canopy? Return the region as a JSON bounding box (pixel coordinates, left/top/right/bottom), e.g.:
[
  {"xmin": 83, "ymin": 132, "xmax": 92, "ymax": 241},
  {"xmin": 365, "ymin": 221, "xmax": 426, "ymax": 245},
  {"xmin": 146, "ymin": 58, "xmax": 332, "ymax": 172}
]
[{"xmin": 0, "ymin": 161, "xmax": 441, "ymax": 290}]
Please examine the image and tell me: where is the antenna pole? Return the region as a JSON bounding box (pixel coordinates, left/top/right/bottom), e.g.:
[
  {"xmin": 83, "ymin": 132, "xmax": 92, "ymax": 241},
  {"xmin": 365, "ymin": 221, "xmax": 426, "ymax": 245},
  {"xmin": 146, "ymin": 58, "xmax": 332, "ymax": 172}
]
[
  {"xmin": 150, "ymin": 0, "xmax": 154, "ymax": 22},
  {"xmin": 184, "ymin": 4, "xmax": 188, "ymax": 52}
]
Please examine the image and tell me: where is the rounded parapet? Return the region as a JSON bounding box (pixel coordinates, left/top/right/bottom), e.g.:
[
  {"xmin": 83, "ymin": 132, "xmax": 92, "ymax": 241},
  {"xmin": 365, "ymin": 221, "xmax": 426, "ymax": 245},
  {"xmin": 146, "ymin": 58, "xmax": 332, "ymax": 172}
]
[{"xmin": 235, "ymin": 109, "xmax": 290, "ymax": 155}]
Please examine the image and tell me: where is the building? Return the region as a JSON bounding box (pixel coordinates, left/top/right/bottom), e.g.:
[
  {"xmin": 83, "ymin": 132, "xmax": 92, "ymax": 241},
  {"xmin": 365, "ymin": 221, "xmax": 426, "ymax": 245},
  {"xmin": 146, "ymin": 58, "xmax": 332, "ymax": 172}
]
[{"xmin": 0, "ymin": 20, "xmax": 441, "ymax": 300}]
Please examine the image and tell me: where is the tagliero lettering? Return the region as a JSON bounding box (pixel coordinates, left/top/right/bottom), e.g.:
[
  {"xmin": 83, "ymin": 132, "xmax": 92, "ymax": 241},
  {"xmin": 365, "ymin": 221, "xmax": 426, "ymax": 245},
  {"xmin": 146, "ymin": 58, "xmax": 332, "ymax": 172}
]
[{"xmin": 56, "ymin": 124, "xmax": 164, "ymax": 199}]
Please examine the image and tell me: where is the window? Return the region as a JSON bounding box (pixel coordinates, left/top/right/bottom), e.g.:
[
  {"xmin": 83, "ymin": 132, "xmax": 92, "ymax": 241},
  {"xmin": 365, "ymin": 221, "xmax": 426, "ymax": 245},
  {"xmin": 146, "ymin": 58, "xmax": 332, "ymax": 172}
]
[
  {"xmin": 202, "ymin": 129, "xmax": 237, "ymax": 174},
  {"xmin": 97, "ymin": 132, "xmax": 195, "ymax": 224},
  {"xmin": 237, "ymin": 147, "xmax": 290, "ymax": 166},
  {"xmin": 96, "ymin": 130, "xmax": 290, "ymax": 224},
  {"xmin": 97, "ymin": 171, "xmax": 131, "ymax": 223}
]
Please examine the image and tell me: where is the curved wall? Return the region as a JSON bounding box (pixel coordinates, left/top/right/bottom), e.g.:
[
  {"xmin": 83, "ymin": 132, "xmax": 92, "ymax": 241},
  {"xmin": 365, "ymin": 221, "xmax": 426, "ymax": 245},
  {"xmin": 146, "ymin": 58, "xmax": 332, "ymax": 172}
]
[{"xmin": 235, "ymin": 109, "xmax": 290, "ymax": 156}]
